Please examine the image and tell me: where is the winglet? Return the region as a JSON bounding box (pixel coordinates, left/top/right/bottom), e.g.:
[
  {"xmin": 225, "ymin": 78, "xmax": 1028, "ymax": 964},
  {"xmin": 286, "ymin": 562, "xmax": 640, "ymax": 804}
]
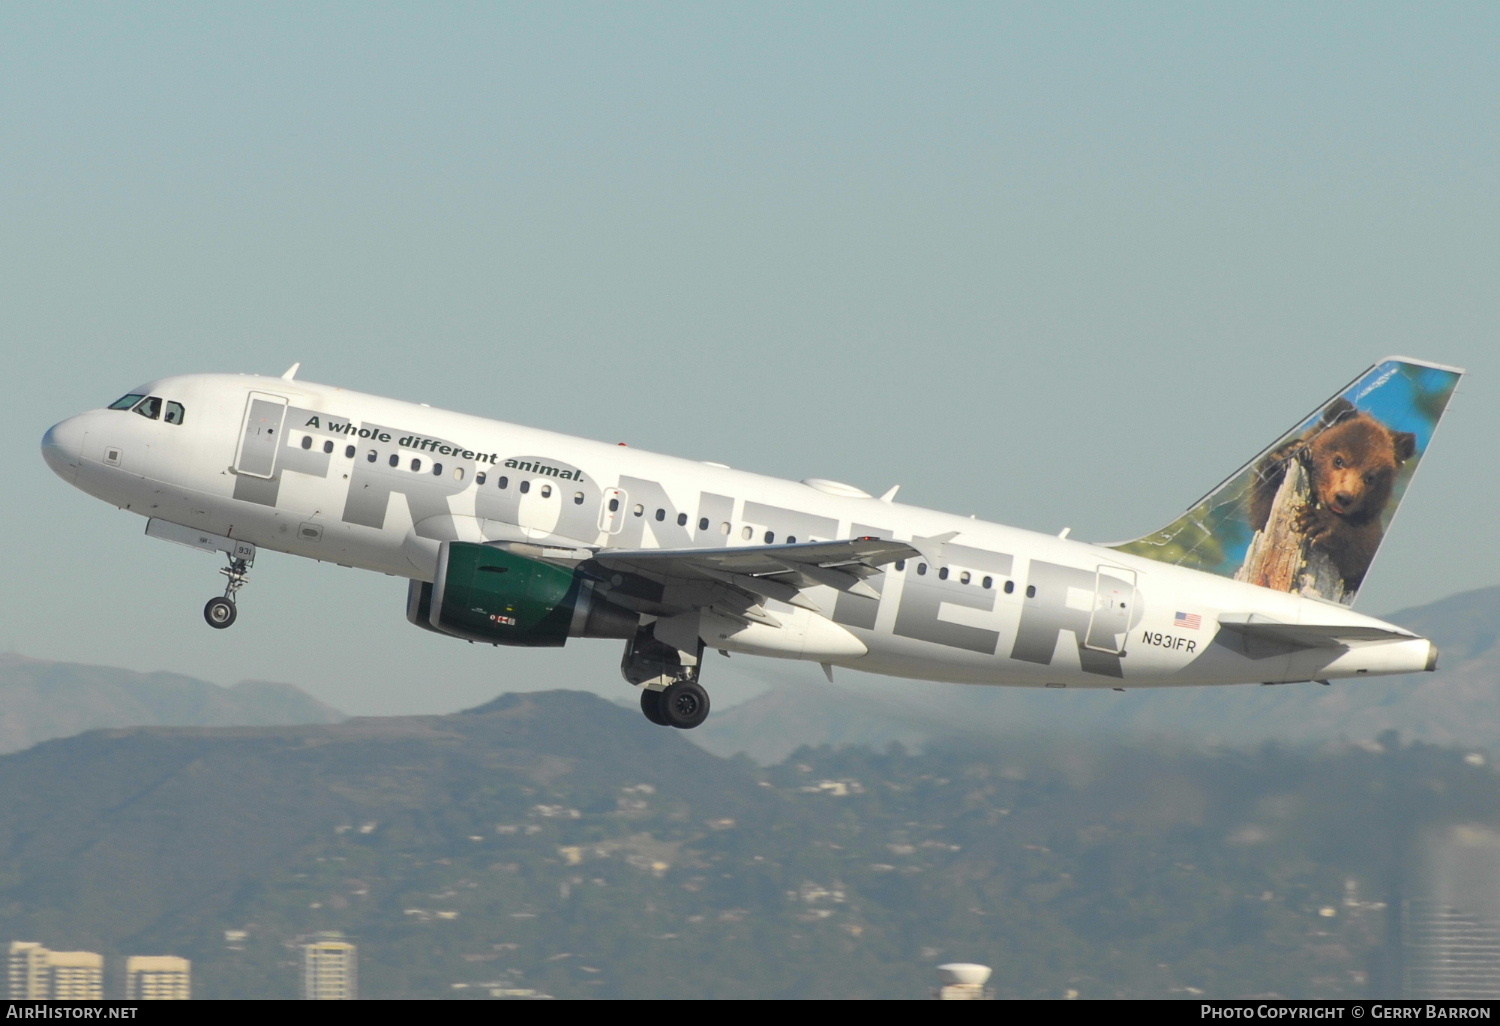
[
  {"xmin": 911, "ymin": 531, "xmax": 960, "ymax": 566},
  {"xmin": 879, "ymin": 485, "xmax": 900, "ymax": 503},
  {"xmin": 281, "ymin": 362, "xmax": 301, "ymax": 381}
]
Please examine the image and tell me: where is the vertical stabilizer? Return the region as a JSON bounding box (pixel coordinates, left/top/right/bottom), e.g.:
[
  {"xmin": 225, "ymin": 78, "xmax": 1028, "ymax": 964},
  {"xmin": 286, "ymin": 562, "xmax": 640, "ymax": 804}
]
[{"xmin": 1110, "ymin": 357, "xmax": 1462, "ymax": 606}]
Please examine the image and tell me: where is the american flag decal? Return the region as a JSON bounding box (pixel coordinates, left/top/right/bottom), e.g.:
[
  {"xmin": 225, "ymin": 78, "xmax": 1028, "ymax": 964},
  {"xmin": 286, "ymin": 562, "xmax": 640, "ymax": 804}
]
[{"xmin": 1174, "ymin": 611, "xmax": 1202, "ymax": 630}]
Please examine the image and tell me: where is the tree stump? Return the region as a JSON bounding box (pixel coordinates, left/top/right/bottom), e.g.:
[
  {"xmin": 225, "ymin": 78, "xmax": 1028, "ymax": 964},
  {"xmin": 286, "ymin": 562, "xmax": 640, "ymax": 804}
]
[{"xmin": 1234, "ymin": 458, "xmax": 1346, "ymax": 603}]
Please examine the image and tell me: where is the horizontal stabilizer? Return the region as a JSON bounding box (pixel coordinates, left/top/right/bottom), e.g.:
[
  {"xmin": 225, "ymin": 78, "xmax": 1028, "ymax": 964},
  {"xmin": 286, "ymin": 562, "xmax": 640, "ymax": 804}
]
[{"xmin": 1216, "ymin": 612, "xmax": 1418, "ymax": 650}]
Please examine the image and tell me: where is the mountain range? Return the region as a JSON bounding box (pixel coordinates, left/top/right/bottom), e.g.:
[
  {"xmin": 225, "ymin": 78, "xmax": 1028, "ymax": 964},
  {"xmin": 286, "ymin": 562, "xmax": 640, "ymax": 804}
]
[
  {"xmin": 0, "ymin": 653, "xmax": 344, "ymax": 754},
  {"xmin": 3, "ymin": 688, "xmax": 1494, "ymax": 998}
]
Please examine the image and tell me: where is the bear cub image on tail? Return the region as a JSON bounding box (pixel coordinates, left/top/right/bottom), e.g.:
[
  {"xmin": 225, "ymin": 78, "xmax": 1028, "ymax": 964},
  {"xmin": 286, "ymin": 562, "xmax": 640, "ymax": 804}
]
[{"xmin": 1250, "ymin": 397, "xmax": 1417, "ymax": 591}]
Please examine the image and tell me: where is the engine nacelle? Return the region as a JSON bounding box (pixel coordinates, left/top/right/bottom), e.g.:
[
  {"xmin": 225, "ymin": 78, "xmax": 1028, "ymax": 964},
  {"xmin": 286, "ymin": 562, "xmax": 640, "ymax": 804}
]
[{"xmin": 407, "ymin": 541, "xmax": 635, "ymax": 647}]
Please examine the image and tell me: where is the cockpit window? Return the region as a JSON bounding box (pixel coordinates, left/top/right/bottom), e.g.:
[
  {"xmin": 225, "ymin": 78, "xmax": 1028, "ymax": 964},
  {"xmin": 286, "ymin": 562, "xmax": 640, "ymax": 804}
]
[
  {"xmin": 133, "ymin": 396, "xmax": 163, "ymax": 420},
  {"xmin": 109, "ymin": 394, "xmax": 146, "ymax": 411},
  {"xmin": 164, "ymin": 401, "xmax": 185, "ymax": 425}
]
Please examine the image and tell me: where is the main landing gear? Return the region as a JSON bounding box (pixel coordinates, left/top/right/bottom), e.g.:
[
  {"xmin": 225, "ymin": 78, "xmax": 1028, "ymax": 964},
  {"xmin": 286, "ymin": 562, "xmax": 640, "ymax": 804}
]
[
  {"xmin": 622, "ymin": 622, "xmax": 711, "ymax": 730},
  {"xmin": 640, "ymin": 681, "xmax": 711, "ymax": 730},
  {"xmin": 203, "ymin": 553, "xmax": 252, "ymax": 630}
]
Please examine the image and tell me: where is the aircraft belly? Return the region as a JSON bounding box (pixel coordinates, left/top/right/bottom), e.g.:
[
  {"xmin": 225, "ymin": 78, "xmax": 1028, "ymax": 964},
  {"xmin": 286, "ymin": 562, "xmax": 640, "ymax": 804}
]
[{"xmin": 100, "ymin": 468, "xmax": 412, "ymax": 578}]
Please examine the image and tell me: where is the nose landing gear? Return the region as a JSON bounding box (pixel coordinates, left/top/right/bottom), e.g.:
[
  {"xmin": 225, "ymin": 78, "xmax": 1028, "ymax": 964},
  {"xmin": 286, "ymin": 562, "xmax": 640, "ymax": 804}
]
[{"xmin": 203, "ymin": 553, "xmax": 252, "ymax": 630}]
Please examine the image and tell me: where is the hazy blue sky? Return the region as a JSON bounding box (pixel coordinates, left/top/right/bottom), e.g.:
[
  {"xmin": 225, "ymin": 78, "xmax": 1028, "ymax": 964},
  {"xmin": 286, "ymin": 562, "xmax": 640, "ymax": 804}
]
[{"xmin": 3, "ymin": 3, "xmax": 1495, "ymax": 715}]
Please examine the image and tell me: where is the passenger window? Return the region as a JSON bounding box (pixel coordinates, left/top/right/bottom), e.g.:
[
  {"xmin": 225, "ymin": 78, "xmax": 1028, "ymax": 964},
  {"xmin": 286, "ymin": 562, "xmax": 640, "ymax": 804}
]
[
  {"xmin": 1004, "ymin": 580, "xmax": 1014, "ymax": 594},
  {"xmin": 1026, "ymin": 585, "xmax": 1036, "ymax": 598},
  {"xmin": 164, "ymin": 402, "xmax": 185, "ymax": 425},
  {"xmin": 477, "ymin": 472, "xmax": 487, "ymax": 485},
  {"xmin": 134, "ymin": 396, "xmax": 162, "ymax": 420},
  {"xmin": 982, "ymin": 576, "xmax": 992, "ymax": 589},
  {"xmin": 345, "ymin": 445, "xmax": 355, "ymax": 458},
  {"xmin": 741, "ymin": 526, "xmax": 753, "ymax": 540},
  {"xmin": 301, "ymin": 435, "xmax": 313, "ymax": 449},
  {"xmin": 938, "ymin": 567, "xmax": 949, "ymax": 580},
  {"xmin": 574, "ymin": 492, "xmax": 585, "ymax": 505},
  {"xmin": 656, "ymin": 509, "xmax": 665, "ymax": 522},
  {"xmin": 917, "ymin": 563, "xmax": 928, "ymax": 576},
  {"xmin": 520, "ymin": 480, "xmax": 530, "ymax": 494},
  {"xmin": 388, "ymin": 454, "xmax": 399, "ymax": 467},
  {"xmin": 764, "ymin": 531, "xmax": 774, "ymax": 543},
  {"xmin": 719, "ymin": 522, "xmax": 730, "ymax": 535},
  {"xmin": 498, "ymin": 476, "xmax": 509, "ymax": 489},
  {"xmin": 323, "ymin": 440, "xmax": 334, "ymax": 454},
  {"xmin": 633, "ymin": 504, "xmax": 644, "ymax": 517},
  {"xmin": 787, "ymin": 536, "xmax": 796, "ymax": 544},
  {"xmin": 109, "ymin": 394, "xmax": 145, "ymax": 411},
  {"xmin": 432, "ymin": 463, "xmax": 443, "ymax": 476},
  {"xmin": 960, "ymin": 571, "xmax": 971, "ymax": 585},
  {"xmin": 699, "ymin": 517, "xmax": 709, "ymax": 531},
  {"xmin": 455, "ymin": 467, "xmax": 465, "ymax": 481},
  {"xmin": 677, "ymin": 513, "xmax": 688, "ymax": 526},
  {"xmin": 608, "ymin": 498, "xmax": 620, "ymax": 512},
  {"xmin": 410, "ymin": 458, "xmax": 422, "ymax": 472},
  {"xmin": 367, "ymin": 450, "xmax": 377, "ymax": 463},
  {"xmin": 895, "ymin": 560, "xmax": 906, "ymax": 572}
]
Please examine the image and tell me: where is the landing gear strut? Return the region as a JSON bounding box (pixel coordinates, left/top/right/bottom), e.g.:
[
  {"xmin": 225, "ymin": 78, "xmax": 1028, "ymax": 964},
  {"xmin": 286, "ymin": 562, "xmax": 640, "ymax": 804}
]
[{"xmin": 203, "ymin": 553, "xmax": 252, "ymax": 630}]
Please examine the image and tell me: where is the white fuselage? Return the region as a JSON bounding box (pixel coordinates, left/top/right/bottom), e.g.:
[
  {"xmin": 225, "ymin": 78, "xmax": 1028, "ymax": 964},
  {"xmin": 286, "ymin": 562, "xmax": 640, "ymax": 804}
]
[{"xmin": 41, "ymin": 373, "xmax": 1436, "ymax": 690}]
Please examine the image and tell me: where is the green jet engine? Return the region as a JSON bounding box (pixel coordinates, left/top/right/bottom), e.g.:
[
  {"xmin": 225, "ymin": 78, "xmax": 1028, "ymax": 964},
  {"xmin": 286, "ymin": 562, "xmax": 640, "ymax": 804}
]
[{"xmin": 407, "ymin": 541, "xmax": 636, "ymax": 647}]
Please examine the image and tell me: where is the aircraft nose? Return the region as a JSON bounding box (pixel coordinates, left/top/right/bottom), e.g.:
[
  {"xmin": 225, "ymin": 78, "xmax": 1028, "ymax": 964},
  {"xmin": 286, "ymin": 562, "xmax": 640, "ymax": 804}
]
[{"xmin": 41, "ymin": 416, "xmax": 86, "ymax": 483}]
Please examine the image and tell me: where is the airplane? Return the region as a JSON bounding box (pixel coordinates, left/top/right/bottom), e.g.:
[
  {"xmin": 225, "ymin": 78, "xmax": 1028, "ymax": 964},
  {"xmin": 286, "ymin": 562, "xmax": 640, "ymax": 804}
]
[{"xmin": 40, "ymin": 357, "xmax": 1462, "ymax": 730}]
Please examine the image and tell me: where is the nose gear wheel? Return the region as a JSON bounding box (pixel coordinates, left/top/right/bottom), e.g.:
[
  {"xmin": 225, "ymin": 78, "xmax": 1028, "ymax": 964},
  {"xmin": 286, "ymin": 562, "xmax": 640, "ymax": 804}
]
[
  {"xmin": 204, "ymin": 596, "xmax": 237, "ymax": 629},
  {"xmin": 203, "ymin": 554, "xmax": 252, "ymax": 630}
]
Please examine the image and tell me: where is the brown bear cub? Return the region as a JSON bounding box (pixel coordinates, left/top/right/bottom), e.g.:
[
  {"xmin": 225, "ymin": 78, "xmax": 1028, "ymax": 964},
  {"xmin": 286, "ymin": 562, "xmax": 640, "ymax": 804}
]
[{"xmin": 1250, "ymin": 397, "xmax": 1417, "ymax": 591}]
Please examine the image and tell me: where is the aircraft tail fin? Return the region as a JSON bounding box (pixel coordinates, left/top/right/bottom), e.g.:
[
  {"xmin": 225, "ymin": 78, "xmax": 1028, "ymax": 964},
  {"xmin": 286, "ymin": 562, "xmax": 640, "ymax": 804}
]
[{"xmin": 1109, "ymin": 357, "xmax": 1462, "ymax": 606}]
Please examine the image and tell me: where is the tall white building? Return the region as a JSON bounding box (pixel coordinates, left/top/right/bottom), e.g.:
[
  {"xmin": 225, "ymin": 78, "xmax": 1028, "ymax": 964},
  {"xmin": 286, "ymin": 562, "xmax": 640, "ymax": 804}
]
[
  {"xmin": 125, "ymin": 956, "xmax": 191, "ymax": 1000},
  {"xmin": 7, "ymin": 943, "xmax": 47, "ymax": 1000},
  {"xmin": 1404, "ymin": 825, "xmax": 1500, "ymax": 999},
  {"xmin": 302, "ymin": 932, "xmax": 357, "ymax": 1000},
  {"xmin": 7, "ymin": 943, "xmax": 103, "ymax": 1000}
]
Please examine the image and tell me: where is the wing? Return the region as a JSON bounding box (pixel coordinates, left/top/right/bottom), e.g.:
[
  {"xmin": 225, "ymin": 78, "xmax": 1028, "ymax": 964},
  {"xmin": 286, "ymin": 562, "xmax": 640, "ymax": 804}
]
[{"xmin": 582, "ymin": 536, "xmax": 921, "ymax": 625}]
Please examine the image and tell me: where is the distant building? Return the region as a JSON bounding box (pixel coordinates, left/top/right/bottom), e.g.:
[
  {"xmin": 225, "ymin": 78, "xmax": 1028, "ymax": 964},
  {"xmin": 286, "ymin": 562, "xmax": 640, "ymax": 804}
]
[
  {"xmin": 1404, "ymin": 902, "xmax": 1500, "ymax": 998},
  {"xmin": 7, "ymin": 943, "xmax": 46, "ymax": 1000},
  {"xmin": 7, "ymin": 942, "xmax": 103, "ymax": 1000},
  {"xmin": 125, "ymin": 955, "xmax": 191, "ymax": 1000},
  {"xmin": 302, "ymin": 932, "xmax": 357, "ymax": 1000},
  {"xmin": 933, "ymin": 963, "xmax": 993, "ymax": 1000},
  {"xmin": 1404, "ymin": 825, "xmax": 1500, "ymax": 999}
]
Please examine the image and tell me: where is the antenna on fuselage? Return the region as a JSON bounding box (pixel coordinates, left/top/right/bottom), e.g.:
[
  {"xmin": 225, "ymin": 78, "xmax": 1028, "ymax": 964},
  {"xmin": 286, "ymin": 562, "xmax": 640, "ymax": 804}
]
[{"xmin": 281, "ymin": 362, "xmax": 301, "ymax": 381}]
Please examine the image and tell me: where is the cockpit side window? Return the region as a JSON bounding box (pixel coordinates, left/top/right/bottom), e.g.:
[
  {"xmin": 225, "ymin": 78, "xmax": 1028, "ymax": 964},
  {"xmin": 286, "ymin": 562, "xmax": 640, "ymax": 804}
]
[
  {"xmin": 164, "ymin": 401, "xmax": 185, "ymax": 425},
  {"xmin": 109, "ymin": 394, "xmax": 145, "ymax": 411},
  {"xmin": 133, "ymin": 396, "xmax": 163, "ymax": 420}
]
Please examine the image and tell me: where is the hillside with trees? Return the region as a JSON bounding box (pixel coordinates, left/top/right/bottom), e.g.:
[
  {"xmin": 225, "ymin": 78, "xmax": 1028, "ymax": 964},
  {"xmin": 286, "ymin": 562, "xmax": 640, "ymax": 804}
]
[{"xmin": 0, "ymin": 690, "xmax": 1492, "ymax": 998}]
